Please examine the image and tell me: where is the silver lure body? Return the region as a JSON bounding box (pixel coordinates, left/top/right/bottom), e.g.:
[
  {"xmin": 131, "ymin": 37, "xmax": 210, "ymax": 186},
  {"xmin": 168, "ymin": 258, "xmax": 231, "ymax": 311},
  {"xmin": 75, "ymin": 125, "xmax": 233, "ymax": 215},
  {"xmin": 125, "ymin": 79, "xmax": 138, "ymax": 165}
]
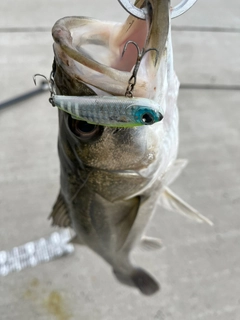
[{"xmin": 52, "ymin": 95, "xmax": 163, "ymax": 127}]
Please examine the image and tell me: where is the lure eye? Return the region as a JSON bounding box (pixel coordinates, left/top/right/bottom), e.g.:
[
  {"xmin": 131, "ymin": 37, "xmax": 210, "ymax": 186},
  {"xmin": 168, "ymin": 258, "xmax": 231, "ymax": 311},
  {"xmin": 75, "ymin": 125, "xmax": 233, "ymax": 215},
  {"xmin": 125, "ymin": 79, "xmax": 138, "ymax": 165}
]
[
  {"xmin": 141, "ymin": 111, "xmax": 163, "ymax": 125},
  {"xmin": 70, "ymin": 119, "xmax": 103, "ymax": 142},
  {"xmin": 136, "ymin": 107, "xmax": 163, "ymax": 126},
  {"xmin": 142, "ymin": 113, "xmax": 154, "ymax": 125}
]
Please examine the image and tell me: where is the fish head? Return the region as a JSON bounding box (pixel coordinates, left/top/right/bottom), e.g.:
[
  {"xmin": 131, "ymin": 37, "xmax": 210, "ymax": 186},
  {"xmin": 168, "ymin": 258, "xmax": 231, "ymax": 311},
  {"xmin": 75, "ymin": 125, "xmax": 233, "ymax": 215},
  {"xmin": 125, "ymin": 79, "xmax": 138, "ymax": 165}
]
[
  {"xmin": 59, "ymin": 109, "xmax": 162, "ymax": 172},
  {"xmin": 53, "ymin": 0, "xmax": 179, "ymax": 200}
]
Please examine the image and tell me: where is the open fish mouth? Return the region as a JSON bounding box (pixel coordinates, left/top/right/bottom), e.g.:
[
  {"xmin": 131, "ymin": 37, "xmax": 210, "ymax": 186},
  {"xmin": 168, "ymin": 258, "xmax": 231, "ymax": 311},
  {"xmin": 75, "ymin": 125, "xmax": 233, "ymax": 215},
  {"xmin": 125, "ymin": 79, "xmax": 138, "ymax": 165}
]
[{"xmin": 52, "ymin": 0, "xmax": 170, "ymax": 102}]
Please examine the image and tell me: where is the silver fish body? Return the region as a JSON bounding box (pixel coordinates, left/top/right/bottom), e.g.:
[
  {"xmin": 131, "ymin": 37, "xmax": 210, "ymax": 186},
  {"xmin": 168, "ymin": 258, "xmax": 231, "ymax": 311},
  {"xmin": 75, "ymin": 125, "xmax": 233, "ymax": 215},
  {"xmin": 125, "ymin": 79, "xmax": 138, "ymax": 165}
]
[
  {"xmin": 54, "ymin": 104, "xmax": 173, "ymax": 295},
  {"xmin": 50, "ymin": 0, "xmax": 211, "ymax": 296},
  {"xmin": 52, "ymin": 95, "xmax": 164, "ymax": 127}
]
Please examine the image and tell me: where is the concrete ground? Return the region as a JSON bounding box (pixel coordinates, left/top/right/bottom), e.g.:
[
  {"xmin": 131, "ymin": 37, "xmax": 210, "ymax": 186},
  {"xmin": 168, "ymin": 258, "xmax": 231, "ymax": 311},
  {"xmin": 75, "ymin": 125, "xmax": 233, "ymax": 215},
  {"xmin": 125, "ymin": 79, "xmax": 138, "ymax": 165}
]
[{"xmin": 0, "ymin": 1, "xmax": 240, "ymax": 319}]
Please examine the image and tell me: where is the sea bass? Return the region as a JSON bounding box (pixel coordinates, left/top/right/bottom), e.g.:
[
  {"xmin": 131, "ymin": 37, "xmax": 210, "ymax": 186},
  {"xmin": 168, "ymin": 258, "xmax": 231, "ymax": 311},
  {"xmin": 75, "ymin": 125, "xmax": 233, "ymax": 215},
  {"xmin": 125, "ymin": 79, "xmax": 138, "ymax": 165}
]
[{"xmin": 49, "ymin": 0, "xmax": 211, "ymax": 296}]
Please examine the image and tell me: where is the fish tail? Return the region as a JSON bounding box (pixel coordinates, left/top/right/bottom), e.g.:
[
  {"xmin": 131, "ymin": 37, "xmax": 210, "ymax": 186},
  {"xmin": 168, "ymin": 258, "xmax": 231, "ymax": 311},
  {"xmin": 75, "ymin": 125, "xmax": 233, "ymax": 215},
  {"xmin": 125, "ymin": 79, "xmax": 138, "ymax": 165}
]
[{"xmin": 113, "ymin": 267, "xmax": 160, "ymax": 296}]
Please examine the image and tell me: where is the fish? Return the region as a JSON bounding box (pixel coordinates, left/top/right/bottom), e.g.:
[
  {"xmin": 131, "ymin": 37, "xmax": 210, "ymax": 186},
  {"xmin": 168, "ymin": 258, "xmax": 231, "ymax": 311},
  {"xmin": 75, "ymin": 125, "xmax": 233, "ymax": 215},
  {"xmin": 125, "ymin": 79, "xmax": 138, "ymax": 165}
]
[
  {"xmin": 51, "ymin": 95, "xmax": 164, "ymax": 127},
  {"xmin": 49, "ymin": 0, "xmax": 212, "ymax": 296}
]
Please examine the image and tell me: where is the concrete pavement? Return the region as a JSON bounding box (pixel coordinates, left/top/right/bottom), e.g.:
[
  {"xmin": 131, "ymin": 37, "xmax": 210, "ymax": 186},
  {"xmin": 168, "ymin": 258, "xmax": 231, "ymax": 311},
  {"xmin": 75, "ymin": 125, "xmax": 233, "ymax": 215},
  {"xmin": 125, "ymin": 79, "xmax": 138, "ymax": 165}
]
[{"xmin": 0, "ymin": 1, "xmax": 240, "ymax": 319}]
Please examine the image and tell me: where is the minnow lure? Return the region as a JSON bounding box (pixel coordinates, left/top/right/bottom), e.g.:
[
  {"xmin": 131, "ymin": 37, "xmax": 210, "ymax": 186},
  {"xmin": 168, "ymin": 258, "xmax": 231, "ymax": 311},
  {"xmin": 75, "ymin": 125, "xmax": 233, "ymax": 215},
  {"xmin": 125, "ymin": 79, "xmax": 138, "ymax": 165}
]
[
  {"xmin": 33, "ymin": 74, "xmax": 164, "ymax": 128},
  {"xmin": 50, "ymin": 95, "xmax": 164, "ymax": 127}
]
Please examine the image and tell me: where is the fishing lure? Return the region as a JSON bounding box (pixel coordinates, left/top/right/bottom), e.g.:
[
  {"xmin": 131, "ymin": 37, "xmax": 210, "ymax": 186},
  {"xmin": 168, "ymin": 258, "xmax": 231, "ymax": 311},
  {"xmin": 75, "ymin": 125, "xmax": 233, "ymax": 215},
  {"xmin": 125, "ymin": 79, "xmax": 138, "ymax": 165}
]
[
  {"xmin": 33, "ymin": 74, "xmax": 163, "ymax": 128},
  {"xmin": 51, "ymin": 95, "xmax": 164, "ymax": 127}
]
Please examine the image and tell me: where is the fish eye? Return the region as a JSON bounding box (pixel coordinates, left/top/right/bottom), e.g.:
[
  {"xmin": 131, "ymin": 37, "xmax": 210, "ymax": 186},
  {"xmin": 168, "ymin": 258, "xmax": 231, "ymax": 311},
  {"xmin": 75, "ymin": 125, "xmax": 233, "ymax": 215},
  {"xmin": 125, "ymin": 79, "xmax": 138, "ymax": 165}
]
[
  {"xmin": 141, "ymin": 113, "xmax": 154, "ymax": 125},
  {"xmin": 69, "ymin": 118, "xmax": 103, "ymax": 142}
]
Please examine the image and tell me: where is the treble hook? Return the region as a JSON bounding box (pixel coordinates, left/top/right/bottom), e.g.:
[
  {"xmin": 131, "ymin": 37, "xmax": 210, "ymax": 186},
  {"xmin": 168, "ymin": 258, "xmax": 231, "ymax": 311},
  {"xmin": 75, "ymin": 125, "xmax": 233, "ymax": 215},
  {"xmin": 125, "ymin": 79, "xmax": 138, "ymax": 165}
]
[
  {"xmin": 117, "ymin": 0, "xmax": 199, "ymax": 19},
  {"xmin": 122, "ymin": 41, "xmax": 159, "ymax": 97},
  {"xmin": 33, "ymin": 72, "xmax": 56, "ymax": 105}
]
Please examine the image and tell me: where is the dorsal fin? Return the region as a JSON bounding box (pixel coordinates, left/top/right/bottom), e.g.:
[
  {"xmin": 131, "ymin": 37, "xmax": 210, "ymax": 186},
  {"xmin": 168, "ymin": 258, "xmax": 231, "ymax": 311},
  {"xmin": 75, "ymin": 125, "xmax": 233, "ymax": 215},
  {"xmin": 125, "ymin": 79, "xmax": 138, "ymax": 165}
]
[{"xmin": 48, "ymin": 192, "xmax": 72, "ymax": 227}]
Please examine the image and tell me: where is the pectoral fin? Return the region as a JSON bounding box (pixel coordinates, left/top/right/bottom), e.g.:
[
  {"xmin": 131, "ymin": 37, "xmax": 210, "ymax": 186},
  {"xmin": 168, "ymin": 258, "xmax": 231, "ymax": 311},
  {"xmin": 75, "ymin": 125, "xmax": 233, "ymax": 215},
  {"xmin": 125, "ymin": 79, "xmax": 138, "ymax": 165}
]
[
  {"xmin": 49, "ymin": 192, "xmax": 72, "ymax": 227},
  {"xmin": 158, "ymin": 187, "xmax": 213, "ymax": 226}
]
